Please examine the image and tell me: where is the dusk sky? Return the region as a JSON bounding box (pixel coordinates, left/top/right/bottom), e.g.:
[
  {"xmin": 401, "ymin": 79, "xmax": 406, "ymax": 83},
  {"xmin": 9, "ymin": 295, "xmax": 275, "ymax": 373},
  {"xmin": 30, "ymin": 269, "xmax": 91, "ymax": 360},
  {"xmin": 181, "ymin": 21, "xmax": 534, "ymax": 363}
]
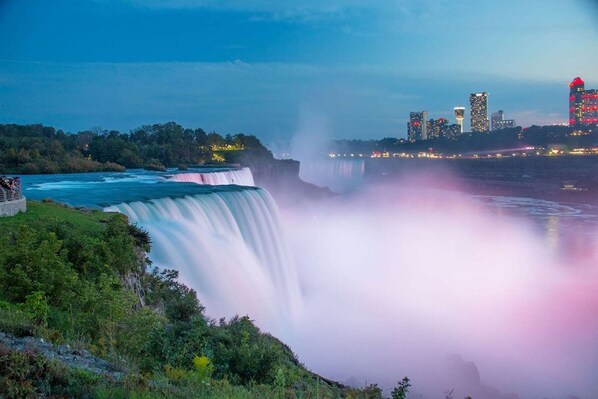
[{"xmin": 1, "ymin": 0, "xmax": 597, "ymax": 145}]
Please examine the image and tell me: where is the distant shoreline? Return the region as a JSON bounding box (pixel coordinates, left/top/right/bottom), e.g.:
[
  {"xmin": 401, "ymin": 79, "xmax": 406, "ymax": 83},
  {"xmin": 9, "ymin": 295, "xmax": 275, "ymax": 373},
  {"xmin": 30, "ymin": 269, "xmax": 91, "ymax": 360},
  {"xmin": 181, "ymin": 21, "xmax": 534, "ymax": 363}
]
[{"xmin": 363, "ymin": 156, "xmax": 598, "ymax": 206}]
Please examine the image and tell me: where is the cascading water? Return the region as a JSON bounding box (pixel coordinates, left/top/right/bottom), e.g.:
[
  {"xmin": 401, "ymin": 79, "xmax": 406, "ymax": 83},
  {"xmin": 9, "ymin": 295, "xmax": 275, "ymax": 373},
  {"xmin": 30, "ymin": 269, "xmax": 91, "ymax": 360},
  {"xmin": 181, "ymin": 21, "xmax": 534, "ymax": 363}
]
[
  {"xmin": 299, "ymin": 158, "xmax": 365, "ymax": 193},
  {"xmin": 19, "ymin": 168, "xmax": 598, "ymax": 396},
  {"xmin": 105, "ymin": 187, "xmax": 299, "ymax": 330},
  {"xmin": 168, "ymin": 167, "xmax": 255, "ymax": 186}
]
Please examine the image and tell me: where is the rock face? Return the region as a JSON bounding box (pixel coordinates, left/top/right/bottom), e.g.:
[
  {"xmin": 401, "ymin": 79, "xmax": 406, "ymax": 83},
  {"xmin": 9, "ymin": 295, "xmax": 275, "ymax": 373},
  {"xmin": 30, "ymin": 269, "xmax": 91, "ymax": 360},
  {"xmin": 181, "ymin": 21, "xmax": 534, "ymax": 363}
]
[
  {"xmin": 0, "ymin": 331, "xmax": 123, "ymax": 379},
  {"xmin": 0, "ymin": 196, "xmax": 26, "ymax": 217},
  {"xmin": 120, "ymin": 246, "xmax": 150, "ymax": 309},
  {"xmin": 230, "ymin": 151, "xmax": 334, "ymax": 205},
  {"xmin": 444, "ymin": 354, "xmax": 520, "ymax": 399},
  {"xmin": 254, "ymin": 159, "xmax": 334, "ymax": 205}
]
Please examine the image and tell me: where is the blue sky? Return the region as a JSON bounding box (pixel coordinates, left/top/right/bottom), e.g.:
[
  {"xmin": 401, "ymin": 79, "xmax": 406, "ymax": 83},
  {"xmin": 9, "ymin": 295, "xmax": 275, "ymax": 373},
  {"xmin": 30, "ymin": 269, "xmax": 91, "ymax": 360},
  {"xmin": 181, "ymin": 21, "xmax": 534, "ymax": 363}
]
[{"xmin": 0, "ymin": 0, "xmax": 596, "ymax": 144}]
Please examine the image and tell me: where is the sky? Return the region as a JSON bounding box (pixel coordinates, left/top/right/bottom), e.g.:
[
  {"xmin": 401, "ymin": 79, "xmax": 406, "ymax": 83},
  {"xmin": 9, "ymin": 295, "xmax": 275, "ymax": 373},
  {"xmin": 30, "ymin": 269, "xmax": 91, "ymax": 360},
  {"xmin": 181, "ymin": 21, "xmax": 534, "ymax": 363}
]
[{"xmin": 0, "ymin": 0, "xmax": 597, "ymax": 145}]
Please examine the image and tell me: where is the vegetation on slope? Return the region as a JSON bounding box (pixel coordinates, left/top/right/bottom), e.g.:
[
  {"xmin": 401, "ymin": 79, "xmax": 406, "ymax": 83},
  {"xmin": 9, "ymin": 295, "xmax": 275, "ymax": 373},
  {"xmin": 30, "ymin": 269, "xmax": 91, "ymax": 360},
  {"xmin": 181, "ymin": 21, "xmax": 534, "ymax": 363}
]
[{"xmin": 0, "ymin": 201, "xmax": 403, "ymax": 398}]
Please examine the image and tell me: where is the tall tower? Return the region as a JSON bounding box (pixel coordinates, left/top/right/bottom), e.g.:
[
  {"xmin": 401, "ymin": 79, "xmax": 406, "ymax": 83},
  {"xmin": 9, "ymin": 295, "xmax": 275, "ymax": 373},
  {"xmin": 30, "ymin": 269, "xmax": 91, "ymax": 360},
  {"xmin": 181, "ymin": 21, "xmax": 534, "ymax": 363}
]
[
  {"xmin": 569, "ymin": 77, "xmax": 584, "ymax": 126},
  {"xmin": 409, "ymin": 111, "xmax": 427, "ymax": 141},
  {"xmin": 454, "ymin": 107, "xmax": 465, "ymax": 133},
  {"xmin": 470, "ymin": 92, "xmax": 489, "ymax": 132}
]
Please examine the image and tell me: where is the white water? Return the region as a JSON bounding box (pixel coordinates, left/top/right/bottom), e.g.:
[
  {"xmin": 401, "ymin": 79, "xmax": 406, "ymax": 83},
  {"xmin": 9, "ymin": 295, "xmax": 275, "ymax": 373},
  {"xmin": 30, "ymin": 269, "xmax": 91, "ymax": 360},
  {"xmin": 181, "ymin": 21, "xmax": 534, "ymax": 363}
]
[
  {"xmin": 299, "ymin": 159, "xmax": 364, "ymax": 193},
  {"xmin": 99, "ymin": 168, "xmax": 598, "ymax": 398},
  {"xmin": 105, "ymin": 188, "xmax": 299, "ymax": 328},
  {"xmin": 168, "ymin": 168, "xmax": 255, "ymax": 186}
]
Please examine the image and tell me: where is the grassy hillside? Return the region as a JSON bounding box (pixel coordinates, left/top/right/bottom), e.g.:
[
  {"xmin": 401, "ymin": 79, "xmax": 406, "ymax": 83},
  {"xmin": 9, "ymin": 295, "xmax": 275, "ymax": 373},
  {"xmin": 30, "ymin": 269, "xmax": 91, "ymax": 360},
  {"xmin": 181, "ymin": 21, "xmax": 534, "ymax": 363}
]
[{"xmin": 0, "ymin": 201, "xmax": 391, "ymax": 398}]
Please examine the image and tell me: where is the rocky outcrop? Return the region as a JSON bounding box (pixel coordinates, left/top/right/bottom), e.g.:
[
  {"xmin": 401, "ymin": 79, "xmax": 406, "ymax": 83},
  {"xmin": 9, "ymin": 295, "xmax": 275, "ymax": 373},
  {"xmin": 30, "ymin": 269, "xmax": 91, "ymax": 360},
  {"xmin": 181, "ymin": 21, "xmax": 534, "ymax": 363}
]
[
  {"xmin": 444, "ymin": 354, "xmax": 519, "ymax": 399},
  {"xmin": 120, "ymin": 246, "xmax": 149, "ymax": 309},
  {"xmin": 235, "ymin": 153, "xmax": 334, "ymax": 205},
  {"xmin": 0, "ymin": 331, "xmax": 124, "ymax": 379}
]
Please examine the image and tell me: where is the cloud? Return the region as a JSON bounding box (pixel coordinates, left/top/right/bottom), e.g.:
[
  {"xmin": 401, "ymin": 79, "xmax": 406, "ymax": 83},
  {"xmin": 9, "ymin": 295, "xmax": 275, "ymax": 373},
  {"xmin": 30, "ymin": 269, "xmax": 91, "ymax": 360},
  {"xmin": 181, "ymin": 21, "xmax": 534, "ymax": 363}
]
[
  {"xmin": 115, "ymin": 0, "xmax": 448, "ymax": 22},
  {"xmin": 119, "ymin": 0, "xmax": 371, "ymax": 21},
  {"xmin": 0, "ymin": 60, "xmax": 571, "ymax": 140}
]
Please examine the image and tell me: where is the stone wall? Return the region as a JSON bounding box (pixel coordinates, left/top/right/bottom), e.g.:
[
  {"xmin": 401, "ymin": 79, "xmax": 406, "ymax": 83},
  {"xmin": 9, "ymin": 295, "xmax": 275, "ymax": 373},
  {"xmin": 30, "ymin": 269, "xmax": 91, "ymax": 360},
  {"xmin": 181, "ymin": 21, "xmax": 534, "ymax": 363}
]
[{"xmin": 0, "ymin": 197, "xmax": 26, "ymax": 217}]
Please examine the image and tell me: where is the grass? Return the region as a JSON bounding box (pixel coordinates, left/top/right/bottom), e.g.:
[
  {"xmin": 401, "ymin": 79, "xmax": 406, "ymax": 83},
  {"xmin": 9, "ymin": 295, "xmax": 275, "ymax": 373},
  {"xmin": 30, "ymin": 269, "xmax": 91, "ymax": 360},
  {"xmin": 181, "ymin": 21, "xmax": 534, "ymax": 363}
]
[
  {"xmin": 0, "ymin": 302, "xmax": 36, "ymax": 337},
  {"xmin": 0, "ymin": 200, "xmax": 121, "ymax": 236},
  {"xmin": 0, "ymin": 201, "xmax": 370, "ymax": 399}
]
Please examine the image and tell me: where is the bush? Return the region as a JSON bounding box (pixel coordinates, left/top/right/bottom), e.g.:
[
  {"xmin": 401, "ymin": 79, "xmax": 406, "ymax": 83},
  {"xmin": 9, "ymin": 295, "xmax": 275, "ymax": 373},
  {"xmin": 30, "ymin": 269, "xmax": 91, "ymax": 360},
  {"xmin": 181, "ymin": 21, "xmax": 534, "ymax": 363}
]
[
  {"xmin": 0, "ymin": 201, "xmax": 371, "ymax": 398},
  {"xmin": 0, "ymin": 302, "xmax": 36, "ymax": 337},
  {"xmin": 0, "ymin": 344, "xmax": 102, "ymax": 398}
]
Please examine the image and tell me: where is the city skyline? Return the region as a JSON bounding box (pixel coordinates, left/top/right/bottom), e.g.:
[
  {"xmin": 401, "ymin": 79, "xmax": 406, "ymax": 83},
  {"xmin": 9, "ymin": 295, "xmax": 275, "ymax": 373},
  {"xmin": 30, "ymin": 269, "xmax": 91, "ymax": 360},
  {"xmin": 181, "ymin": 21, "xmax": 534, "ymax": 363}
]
[
  {"xmin": 570, "ymin": 76, "xmax": 598, "ymax": 126},
  {"xmin": 0, "ymin": 0, "xmax": 596, "ymax": 143}
]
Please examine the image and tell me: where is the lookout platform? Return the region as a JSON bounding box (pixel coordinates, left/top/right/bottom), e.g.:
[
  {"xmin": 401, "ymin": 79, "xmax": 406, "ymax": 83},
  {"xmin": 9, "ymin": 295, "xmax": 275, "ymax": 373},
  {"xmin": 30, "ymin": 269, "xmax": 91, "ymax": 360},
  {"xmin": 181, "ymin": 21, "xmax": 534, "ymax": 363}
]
[{"xmin": 0, "ymin": 177, "xmax": 26, "ymax": 217}]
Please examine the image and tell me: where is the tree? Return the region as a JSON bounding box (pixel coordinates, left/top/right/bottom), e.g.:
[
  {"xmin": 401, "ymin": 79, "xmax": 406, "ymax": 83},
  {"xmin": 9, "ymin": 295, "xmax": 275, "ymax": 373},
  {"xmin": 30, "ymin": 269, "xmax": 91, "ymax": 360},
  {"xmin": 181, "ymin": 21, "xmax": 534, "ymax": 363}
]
[{"xmin": 391, "ymin": 377, "xmax": 411, "ymax": 399}]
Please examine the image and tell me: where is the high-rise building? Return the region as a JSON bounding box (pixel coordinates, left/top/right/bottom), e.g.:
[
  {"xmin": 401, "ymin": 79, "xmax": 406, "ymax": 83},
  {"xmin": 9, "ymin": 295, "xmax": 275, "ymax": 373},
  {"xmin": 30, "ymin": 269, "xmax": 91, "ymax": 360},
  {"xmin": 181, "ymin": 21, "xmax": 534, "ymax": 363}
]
[
  {"xmin": 454, "ymin": 107, "xmax": 465, "ymax": 133},
  {"xmin": 569, "ymin": 77, "xmax": 598, "ymax": 126},
  {"xmin": 569, "ymin": 77, "xmax": 584, "ymax": 126},
  {"xmin": 582, "ymin": 89, "xmax": 598, "ymax": 126},
  {"xmin": 409, "ymin": 111, "xmax": 427, "ymax": 141},
  {"xmin": 491, "ymin": 110, "xmax": 516, "ymax": 131},
  {"xmin": 438, "ymin": 118, "xmax": 448, "ymax": 138},
  {"xmin": 427, "ymin": 118, "xmax": 448, "ymax": 139},
  {"xmin": 493, "ymin": 119, "xmax": 516, "ymax": 130},
  {"xmin": 491, "ymin": 110, "xmax": 503, "ymax": 130},
  {"xmin": 470, "ymin": 92, "xmax": 489, "ymax": 132}
]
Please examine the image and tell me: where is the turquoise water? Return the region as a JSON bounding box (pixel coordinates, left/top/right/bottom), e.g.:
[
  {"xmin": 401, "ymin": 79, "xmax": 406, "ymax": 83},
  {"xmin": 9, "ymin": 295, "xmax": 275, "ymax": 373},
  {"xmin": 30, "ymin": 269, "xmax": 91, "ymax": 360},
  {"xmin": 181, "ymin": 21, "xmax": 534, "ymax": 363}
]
[{"xmin": 20, "ymin": 169, "xmax": 256, "ymax": 208}]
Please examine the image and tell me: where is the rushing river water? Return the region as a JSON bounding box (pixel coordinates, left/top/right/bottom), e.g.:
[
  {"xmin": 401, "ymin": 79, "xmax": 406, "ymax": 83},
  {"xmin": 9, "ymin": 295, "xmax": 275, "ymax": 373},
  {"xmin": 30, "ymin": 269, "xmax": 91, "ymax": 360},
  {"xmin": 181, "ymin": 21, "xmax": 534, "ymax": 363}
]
[{"xmin": 19, "ymin": 168, "xmax": 598, "ymax": 399}]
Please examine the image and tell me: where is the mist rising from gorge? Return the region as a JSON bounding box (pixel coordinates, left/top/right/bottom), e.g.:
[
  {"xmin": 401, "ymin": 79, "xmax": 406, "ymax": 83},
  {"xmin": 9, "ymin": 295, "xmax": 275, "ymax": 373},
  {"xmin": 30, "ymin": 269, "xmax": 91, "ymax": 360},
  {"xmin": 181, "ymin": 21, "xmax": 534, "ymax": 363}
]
[
  {"xmin": 279, "ymin": 172, "xmax": 598, "ymax": 399},
  {"xmin": 83, "ymin": 163, "xmax": 598, "ymax": 398}
]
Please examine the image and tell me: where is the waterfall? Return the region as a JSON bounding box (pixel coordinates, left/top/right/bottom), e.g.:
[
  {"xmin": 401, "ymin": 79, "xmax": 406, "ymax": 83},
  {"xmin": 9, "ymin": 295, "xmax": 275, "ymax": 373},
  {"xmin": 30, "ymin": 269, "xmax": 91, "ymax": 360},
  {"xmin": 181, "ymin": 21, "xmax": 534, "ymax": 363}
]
[
  {"xmin": 168, "ymin": 168, "xmax": 255, "ymax": 186},
  {"xmin": 105, "ymin": 187, "xmax": 299, "ymax": 328},
  {"xmin": 299, "ymin": 159, "xmax": 365, "ymax": 193}
]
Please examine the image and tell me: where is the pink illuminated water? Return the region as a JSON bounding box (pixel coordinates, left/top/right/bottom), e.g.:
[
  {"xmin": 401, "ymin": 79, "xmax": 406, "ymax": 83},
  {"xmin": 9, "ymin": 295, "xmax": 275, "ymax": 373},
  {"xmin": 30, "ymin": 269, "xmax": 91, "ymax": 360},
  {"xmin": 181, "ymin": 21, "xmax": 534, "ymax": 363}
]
[
  {"xmin": 167, "ymin": 167, "xmax": 255, "ymax": 186},
  {"xmin": 282, "ymin": 178, "xmax": 598, "ymax": 399},
  {"xmin": 108, "ymin": 169, "xmax": 598, "ymax": 398}
]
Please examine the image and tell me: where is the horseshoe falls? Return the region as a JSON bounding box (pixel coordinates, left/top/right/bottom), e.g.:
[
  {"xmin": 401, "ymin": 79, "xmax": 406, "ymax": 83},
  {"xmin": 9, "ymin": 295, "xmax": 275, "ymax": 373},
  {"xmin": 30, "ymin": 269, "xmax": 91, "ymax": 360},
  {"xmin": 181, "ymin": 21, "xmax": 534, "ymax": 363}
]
[{"xmin": 299, "ymin": 158, "xmax": 365, "ymax": 193}]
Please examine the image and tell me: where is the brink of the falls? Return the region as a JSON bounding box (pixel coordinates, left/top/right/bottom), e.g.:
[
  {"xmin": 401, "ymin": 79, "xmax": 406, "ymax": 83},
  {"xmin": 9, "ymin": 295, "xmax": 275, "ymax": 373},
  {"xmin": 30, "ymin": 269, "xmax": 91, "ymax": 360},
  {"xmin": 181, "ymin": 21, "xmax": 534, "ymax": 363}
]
[
  {"xmin": 167, "ymin": 167, "xmax": 255, "ymax": 186},
  {"xmin": 105, "ymin": 187, "xmax": 299, "ymax": 330}
]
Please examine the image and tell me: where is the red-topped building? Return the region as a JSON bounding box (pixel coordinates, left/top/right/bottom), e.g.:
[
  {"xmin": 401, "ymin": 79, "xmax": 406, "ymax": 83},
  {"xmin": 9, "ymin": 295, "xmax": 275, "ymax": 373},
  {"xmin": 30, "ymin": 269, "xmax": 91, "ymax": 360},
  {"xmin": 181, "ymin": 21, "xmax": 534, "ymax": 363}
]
[{"xmin": 569, "ymin": 77, "xmax": 598, "ymax": 126}]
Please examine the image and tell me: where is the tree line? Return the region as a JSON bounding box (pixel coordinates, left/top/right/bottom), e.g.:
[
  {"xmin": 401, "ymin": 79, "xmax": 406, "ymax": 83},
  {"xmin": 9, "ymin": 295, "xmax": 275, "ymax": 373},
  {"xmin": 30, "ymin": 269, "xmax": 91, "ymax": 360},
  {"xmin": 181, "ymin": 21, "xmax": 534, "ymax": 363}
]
[
  {"xmin": 0, "ymin": 122, "xmax": 271, "ymax": 174},
  {"xmin": 330, "ymin": 125, "xmax": 598, "ymax": 155}
]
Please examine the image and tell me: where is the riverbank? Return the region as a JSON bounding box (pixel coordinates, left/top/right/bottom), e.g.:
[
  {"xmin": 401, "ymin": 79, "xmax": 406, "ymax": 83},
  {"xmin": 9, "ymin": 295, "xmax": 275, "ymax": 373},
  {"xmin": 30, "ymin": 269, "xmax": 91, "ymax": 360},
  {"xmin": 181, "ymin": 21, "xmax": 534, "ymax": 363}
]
[
  {"xmin": 0, "ymin": 200, "xmax": 372, "ymax": 399},
  {"xmin": 364, "ymin": 156, "xmax": 598, "ymax": 206}
]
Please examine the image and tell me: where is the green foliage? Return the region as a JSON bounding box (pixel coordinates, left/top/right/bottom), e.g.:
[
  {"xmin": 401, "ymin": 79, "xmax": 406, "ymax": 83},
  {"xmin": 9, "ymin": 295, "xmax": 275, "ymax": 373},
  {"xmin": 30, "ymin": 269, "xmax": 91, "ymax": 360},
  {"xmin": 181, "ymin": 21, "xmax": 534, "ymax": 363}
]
[
  {"xmin": 207, "ymin": 315, "xmax": 283, "ymax": 385},
  {"xmin": 0, "ymin": 122, "xmax": 271, "ymax": 174},
  {"xmin": 0, "ymin": 344, "xmax": 105, "ymax": 398},
  {"xmin": 23, "ymin": 291, "xmax": 49, "ymax": 325},
  {"xmin": 0, "ymin": 200, "xmax": 380, "ymax": 398},
  {"xmin": 193, "ymin": 355, "xmax": 214, "ymax": 382},
  {"xmin": 0, "ymin": 123, "xmax": 126, "ymax": 174},
  {"xmin": 391, "ymin": 377, "xmax": 411, "ymax": 399},
  {"xmin": 345, "ymin": 383, "xmax": 384, "ymax": 399},
  {"xmin": 0, "ymin": 225, "xmax": 79, "ymax": 306},
  {"xmin": 0, "ymin": 302, "xmax": 36, "ymax": 337}
]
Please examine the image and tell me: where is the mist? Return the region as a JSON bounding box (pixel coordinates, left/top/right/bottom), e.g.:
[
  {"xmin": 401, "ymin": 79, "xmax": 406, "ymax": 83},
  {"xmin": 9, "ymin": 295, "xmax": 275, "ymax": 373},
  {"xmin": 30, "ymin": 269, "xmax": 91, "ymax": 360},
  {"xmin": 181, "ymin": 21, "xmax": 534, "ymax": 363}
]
[{"xmin": 278, "ymin": 171, "xmax": 598, "ymax": 399}]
